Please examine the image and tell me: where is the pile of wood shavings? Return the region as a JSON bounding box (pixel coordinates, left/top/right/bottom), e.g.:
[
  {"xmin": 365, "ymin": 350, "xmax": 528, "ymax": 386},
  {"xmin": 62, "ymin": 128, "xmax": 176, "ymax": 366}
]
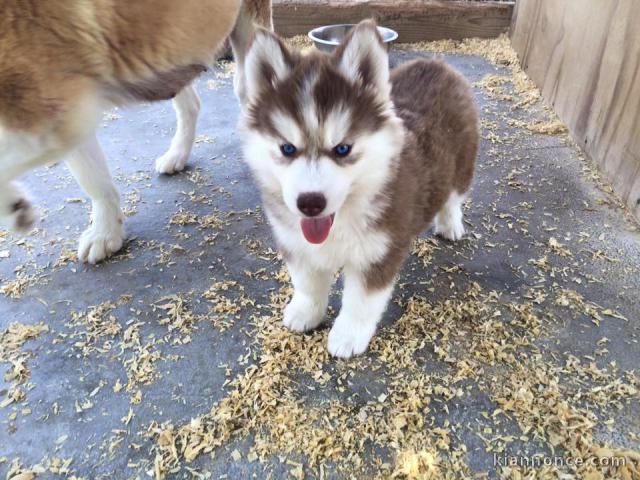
[
  {"xmin": 1, "ymin": 273, "xmax": 42, "ymax": 299},
  {"xmin": 203, "ymin": 279, "xmax": 255, "ymax": 332},
  {"xmin": 169, "ymin": 210, "xmax": 229, "ymax": 230},
  {"xmin": 494, "ymin": 357, "xmax": 639, "ymax": 479},
  {"xmin": 3, "ymin": 457, "xmax": 79, "ymax": 480},
  {"xmin": 0, "ymin": 322, "xmax": 49, "ymax": 408},
  {"xmin": 507, "ymin": 118, "xmax": 568, "ymax": 135},
  {"xmin": 399, "ymin": 34, "xmax": 519, "ymax": 69},
  {"xmin": 284, "ymin": 35, "xmax": 314, "ymax": 54},
  {"xmin": 411, "ymin": 238, "xmax": 440, "ymax": 268},
  {"xmin": 155, "ymin": 295, "xmax": 201, "ymax": 335},
  {"xmin": 141, "ymin": 36, "xmax": 639, "ymax": 480},
  {"xmin": 401, "ymin": 34, "xmax": 566, "ymax": 134},
  {"xmin": 147, "ymin": 270, "xmax": 639, "ymax": 479},
  {"xmin": 65, "ymin": 301, "xmax": 124, "ymax": 355}
]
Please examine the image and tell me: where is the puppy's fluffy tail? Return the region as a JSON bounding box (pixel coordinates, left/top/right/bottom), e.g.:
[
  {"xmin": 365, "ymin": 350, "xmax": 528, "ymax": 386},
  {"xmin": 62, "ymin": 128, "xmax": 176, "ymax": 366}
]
[{"xmin": 229, "ymin": 0, "xmax": 273, "ymax": 106}]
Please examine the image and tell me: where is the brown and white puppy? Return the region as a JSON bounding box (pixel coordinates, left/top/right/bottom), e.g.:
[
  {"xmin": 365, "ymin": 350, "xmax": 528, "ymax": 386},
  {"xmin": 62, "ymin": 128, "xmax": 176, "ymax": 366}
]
[
  {"xmin": 240, "ymin": 20, "xmax": 478, "ymax": 358},
  {"xmin": 0, "ymin": 0, "xmax": 271, "ymax": 263}
]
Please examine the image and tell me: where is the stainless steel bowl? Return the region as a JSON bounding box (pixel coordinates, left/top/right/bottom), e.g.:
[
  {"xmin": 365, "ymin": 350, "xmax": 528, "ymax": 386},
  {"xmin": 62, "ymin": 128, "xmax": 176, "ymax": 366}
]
[{"xmin": 308, "ymin": 24, "xmax": 399, "ymax": 53}]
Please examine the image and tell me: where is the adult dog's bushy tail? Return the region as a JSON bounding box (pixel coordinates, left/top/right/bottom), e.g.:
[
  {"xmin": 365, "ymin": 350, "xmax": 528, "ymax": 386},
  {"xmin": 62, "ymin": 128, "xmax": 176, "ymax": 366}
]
[{"xmin": 229, "ymin": 0, "xmax": 273, "ymax": 106}]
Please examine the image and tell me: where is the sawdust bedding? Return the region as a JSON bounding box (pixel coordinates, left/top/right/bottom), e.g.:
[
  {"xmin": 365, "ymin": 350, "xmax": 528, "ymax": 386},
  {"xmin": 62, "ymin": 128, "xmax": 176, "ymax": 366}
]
[{"xmin": 1, "ymin": 35, "xmax": 640, "ymax": 480}]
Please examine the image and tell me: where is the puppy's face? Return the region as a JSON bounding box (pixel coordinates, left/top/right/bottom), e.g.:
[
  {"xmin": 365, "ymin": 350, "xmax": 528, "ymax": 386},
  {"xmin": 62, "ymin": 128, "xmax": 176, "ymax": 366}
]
[{"xmin": 241, "ymin": 21, "xmax": 403, "ymax": 244}]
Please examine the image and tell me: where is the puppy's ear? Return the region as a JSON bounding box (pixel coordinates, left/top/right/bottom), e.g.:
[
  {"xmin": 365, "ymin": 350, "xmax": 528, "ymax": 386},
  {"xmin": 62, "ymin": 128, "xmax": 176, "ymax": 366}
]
[
  {"xmin": 245, "ymin": 28, "xmax": 293, "ymax": 102},
  {"xmin": 333, "ymin": 20, "xmax": 390, "ymax": 99}
]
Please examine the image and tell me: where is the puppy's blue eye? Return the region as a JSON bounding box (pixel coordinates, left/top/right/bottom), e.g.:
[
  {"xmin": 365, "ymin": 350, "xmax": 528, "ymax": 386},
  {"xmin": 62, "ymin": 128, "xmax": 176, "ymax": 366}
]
[
  {"xmin": 280, "ymin": 143, "xmax": 297, "ymax": 157},
  {"xmin": 334, "ymin": 144, "xmax": 352, "ymax": 157}
]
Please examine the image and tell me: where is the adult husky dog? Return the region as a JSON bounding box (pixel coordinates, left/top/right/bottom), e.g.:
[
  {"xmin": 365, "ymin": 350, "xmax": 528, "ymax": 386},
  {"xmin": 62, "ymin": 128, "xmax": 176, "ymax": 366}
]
[
  {"xmin": 240, "ymin": 20, "xmax": 478, "ymax": 358},
  {"xmin": 0, "ymin": 0, "xmax": 271, "ymax": 263}
]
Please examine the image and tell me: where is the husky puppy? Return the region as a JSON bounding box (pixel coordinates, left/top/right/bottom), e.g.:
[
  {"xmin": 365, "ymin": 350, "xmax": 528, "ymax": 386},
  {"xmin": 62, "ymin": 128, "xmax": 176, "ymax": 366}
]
[
  {"xmin": 0, "ymin": 0, "xmax": 271, "ymax": 263},
  {"xmin": 241, "ymin": 20, "xmax": 478, "ymax": 358}
]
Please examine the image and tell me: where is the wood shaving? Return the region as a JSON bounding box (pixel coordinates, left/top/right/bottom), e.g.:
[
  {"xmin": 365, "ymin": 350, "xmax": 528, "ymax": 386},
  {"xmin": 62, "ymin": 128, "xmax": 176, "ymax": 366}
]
[{"xmin": 1, "ymin": 273, "xmax": 40, "ymax": 299}]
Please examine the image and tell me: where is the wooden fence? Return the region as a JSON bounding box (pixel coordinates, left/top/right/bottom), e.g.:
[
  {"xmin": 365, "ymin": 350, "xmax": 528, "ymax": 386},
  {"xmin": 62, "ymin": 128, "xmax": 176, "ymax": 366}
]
[{"xmin": 511, "ymin": 0, "xmax": 640, "ymax": 220}]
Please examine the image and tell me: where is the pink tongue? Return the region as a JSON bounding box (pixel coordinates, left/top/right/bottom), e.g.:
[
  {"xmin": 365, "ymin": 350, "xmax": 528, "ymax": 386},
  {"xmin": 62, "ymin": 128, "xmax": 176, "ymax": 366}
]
[{"xmin": 300, "ymin": 215, "xmax": 333, "ymax": 244}]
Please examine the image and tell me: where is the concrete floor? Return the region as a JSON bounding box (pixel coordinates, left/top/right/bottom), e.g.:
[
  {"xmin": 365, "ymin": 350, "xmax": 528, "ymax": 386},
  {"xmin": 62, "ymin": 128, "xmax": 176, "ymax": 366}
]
[{"xmin": 1, "ymin": 50, "xmax": 639, "ymax": 479}]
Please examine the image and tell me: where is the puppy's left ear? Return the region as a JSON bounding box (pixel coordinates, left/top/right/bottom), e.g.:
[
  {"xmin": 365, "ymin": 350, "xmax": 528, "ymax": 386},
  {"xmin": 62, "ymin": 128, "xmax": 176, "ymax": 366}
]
[{"xmin": 333, "ymin": 20, "xmax": 391, "ymax": 99}]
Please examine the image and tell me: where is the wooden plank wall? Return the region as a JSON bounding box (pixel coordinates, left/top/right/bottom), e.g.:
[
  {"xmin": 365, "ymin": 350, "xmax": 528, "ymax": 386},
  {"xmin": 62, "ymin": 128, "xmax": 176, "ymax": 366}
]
[
  {"xmin": 511, "ymin": 0, "xmax": 640, "ymax": 220},
  {"xmin": 273, "ymin": 0, "xmax": 514, "ymax": 42}
]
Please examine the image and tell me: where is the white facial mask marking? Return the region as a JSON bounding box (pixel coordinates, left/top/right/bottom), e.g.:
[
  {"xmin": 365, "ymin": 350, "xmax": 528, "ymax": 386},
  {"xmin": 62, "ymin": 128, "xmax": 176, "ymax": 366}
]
[
  {"xmin": 280, "ymin": 157, "xmax": 351, "ymax": 217},
  {"xmin": 270, "ymin": 110, "xmax": 303, "ymax": 147},
  {"xmin": 323, "ymin": 107, "xmax": 352, "ymax": 148}
]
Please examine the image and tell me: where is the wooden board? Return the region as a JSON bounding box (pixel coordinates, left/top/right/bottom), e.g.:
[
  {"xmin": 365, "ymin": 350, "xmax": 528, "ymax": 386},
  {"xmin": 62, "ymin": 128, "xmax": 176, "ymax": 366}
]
[
  {"xmin": 273, "ymin": 0, "xmax": 514, "ymax": 42},
  {"xmin": 511, "ymin": 0, "xmax": 640, "ymax": 220}
]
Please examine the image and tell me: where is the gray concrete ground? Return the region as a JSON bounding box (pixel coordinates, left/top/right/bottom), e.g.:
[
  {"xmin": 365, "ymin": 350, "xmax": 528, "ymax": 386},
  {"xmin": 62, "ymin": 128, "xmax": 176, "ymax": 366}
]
[{"xmin": 1, "ymin": 49, "xmax": 639, "ymax": 479}]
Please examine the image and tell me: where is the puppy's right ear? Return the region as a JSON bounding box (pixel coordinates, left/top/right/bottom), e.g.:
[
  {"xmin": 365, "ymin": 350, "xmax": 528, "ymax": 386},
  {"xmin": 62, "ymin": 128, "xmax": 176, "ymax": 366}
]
[
  {"xmin": 333, "ymin": 20, "xmax": 390, "ymax": 100},
  {"xmin": 245, "ymin": 28, "xmax": 292, "ymax": 102}
]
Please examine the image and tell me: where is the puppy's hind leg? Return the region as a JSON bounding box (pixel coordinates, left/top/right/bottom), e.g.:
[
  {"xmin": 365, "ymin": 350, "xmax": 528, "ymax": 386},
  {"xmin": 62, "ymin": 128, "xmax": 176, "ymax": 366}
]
[
  {"xmin": 155, "ymin": 84, "xmax": 200, "ymax": 175},
  {"xmin": 434, "ymin": 191, "xmax": 466, "ymax": 241},
  {"xmin": 65, "ymin": 135, "xmax": 124, "ymax": 264}
]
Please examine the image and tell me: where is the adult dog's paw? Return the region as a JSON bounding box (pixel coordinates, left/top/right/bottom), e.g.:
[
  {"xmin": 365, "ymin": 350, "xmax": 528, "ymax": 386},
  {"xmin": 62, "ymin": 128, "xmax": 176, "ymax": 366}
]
[
  {"xmin": 155, "ymin": 148, "xmax": 189, "ymax": 175},
  {"xmin": 1, "ymin": 184, "xmax": 35, "ymax": 232},
  {"xmin": 78, "ymin": 217, "xmax": 125, "ymax": 264}
]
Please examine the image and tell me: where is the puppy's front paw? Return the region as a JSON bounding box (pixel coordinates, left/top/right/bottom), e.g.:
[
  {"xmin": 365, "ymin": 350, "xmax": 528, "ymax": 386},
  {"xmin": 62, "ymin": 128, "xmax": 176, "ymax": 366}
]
[
  {"xmin": 435, "ymin": 220, "xmax": 465, "ymax": 242},
  {"xmin": 78, "ymin": 216, "xmax": 125, "ymax": 264},
  {"xmin": 327, "ymin": 315, "xmax": 376, "ymax": 358},
  {"xmin": 283, "ymin": 294, "xmax": 326, "ymax": 332}
]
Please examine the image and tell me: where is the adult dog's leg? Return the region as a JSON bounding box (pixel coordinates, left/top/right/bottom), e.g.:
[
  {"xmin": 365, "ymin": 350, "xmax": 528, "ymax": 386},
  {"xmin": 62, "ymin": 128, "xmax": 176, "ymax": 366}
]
[
  {"xmin": 66, "ymin": 135, "xmax": 124, "ymax": 264},
  {"xmin": 230, "ymin": 0, "xmax": 273, "ymax": 106},
  {"xmin": 155, "ymin": 83, "xmax": 201, "ymax": 175},
  {"xmin": 0, "ymin": 130, "xmax": 70, "ymax": 232},
  {"xmin": 155, "ymin": 0, "xmax": 273, "ymax": 175}
]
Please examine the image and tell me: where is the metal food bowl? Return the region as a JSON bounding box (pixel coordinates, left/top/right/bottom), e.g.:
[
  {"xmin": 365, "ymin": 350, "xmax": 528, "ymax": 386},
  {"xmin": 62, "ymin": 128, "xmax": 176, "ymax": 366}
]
[{"xmin": 308, "ymin": 24, "xmax": 398, "ymax": 53}]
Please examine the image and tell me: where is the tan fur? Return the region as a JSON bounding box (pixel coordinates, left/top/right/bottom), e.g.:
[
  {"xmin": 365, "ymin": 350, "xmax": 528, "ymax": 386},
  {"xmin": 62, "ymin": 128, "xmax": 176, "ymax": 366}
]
[
  {"xmin": 0, "ymin": 0, "xmax": 272, "ymax": 262},
  {"xmin": 0, "ymin": 0, "xmax": 242, "ymax": 139},
  {"xmin": 230, "ymin": 0, "xmax": 273, "ymax": 59}
]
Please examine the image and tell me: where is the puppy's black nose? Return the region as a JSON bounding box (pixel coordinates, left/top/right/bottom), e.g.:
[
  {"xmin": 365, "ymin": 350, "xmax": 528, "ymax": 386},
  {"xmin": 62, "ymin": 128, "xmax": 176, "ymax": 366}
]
[{"xmin": 297, "ymin": 192, "xmax": 326, "ymax": 217}]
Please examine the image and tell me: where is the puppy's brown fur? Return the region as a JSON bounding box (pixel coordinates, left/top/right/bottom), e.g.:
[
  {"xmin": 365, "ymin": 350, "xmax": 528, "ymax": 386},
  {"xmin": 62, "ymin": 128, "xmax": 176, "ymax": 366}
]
[
  {"xmin": 366, "ymin": 58, "xmax": 479, "ymax": 289},
  {"xmin": 240, "ymin": 20, "xmax": 478, "ymax": 357},
  {"xmin": 244, "ymin": 32, "xmax": 478, "ymax": 291}
]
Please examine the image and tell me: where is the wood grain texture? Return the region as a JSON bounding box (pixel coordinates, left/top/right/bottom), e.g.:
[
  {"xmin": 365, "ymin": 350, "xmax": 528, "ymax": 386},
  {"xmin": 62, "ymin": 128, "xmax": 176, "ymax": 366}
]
[
  {"xmin": 511, "ymin": 0, "xmax": 640, "ymax": 220},
  {"xmin": 273, "ymin": 0, "xmax": 514, "ymax": 42}
]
